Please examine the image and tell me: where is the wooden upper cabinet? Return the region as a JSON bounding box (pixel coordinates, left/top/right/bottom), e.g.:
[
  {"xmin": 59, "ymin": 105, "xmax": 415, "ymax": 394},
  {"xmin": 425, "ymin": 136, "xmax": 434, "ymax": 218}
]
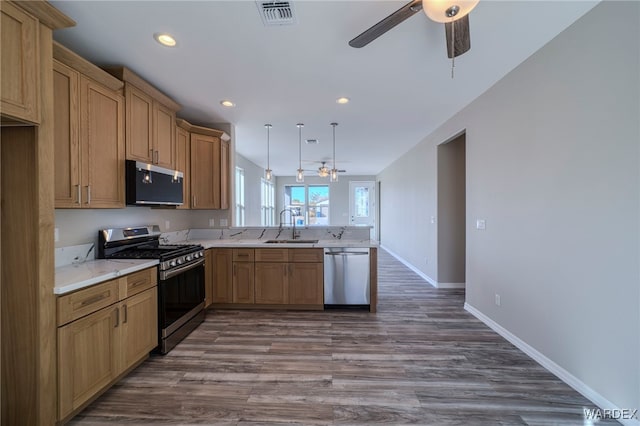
[
  {"xmin": 178, "ymin": 119, "xmax": 230, "ymax": 210},
  {"xmin": 53, "ymin": 61, "xmax": 80, "ymax": 207},
  {"xmin": 190, "ymin": 132, "xmax": 219, "ymax": 209},
  {"xmin": 0, "ymin": 1, "xmax": 39, "ymax": 124},
  {"xmin": 53, "ymin": 45, "xmax": 125, "ymax": 209},
  {"xmin": 175, "ymin": 124, "xmax": 191, "ymax": 210},
  {"xmin": 104, "ymin": 67, "xmax": 180, "ymax": 169},
  {"xmin": 125, "ymin": 84, "xmax": 153, "ymax": 163},
  {"xmin": 80, "ymin": 77, "xmax": 125, "ymax": 208},
  {"xmin": 220, "ymin": 139, "xmax": 230, "ymax": 209}
]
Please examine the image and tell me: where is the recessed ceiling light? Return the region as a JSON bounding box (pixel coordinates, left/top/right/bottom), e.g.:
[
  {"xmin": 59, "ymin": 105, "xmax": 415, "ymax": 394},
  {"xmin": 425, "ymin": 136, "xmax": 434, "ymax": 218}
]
[
  {"xmin": 154, "ymin": 33, "xmax": 177, "ymax": 47},
  {"xmin": 220, "ymin": 100, "xmax": 235, "ymax": 107},
  {"xmin": 336, "ymin": 97, "xmax": 350, "ymax": 104}
]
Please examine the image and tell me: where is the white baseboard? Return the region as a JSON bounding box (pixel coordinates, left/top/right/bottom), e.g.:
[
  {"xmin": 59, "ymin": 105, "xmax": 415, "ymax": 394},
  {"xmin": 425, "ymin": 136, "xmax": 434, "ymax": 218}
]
[
  {"xmin": 380, "ymin": 245, "xmax": 439, "ymax": 288},
  {"xmin": 437, "ymin": 282, "xmax": 466, "ymax": 289},
  {"xmin": 464, "ymin": 303, "xmax": 640, "ymax": 426}
]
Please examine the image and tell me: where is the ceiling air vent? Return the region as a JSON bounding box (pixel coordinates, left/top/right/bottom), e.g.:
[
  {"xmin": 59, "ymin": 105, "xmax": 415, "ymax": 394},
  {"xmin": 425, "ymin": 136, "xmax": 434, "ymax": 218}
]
[
  {"xmin": 305, "ymin": 139, "xmax": 319, "ymax": 145},
  {"xmin": 256, "ymin": 1, "xmax": 296, "ymax": 26}
]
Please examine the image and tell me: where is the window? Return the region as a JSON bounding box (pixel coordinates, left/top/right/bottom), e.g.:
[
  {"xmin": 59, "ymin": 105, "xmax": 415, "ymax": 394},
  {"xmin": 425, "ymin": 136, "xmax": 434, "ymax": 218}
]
[
  {"xmin": 283, "ymin": 185, "xmax": 329, "ymax": 226},
  {"xmin": 261, "ymin": 178, "xmax": 275, "ymax": 226},
  {"xmin": 235, "ymin": 167, "xmax": 245, "ymax": 226}
]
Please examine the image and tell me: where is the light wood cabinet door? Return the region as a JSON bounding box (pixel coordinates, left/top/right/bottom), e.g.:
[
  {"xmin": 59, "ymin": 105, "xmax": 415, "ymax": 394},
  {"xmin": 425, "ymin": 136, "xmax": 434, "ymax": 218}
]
[
  {"xmin": 210, "ymin": 249, "xmax": 233, "ymax": 304},
  {"xmin": 175, "ymin": 126, "xmax": 191, "ymax": 209},
  {"xmin": 255, "ymin": 263, "xmax": 288, "ymax": 304},
  {"xmin": 190, "ymin": 133, "xmax": 219, "ymax": 209},
  {"xmin": 220, "ymin": 139, "xmax": 230, "ymax": 209},
  {"xmin": 120, "ymin": 287, "xmax": 157, "ymax": 372},
  {"xmin": 153, "ymin": 102, "xmax": 175, "ymax": 169},
  {"xmin": 288, "ymin": 263, "xmax": 323, "ymax": 305},
  {"xmin": 0, "ymin": 1, "xmax": 39, "ymax": 123},
  {"xmin": 80, "ymin": 76, "xmax": 125, "ymax": 208},
  {"xmin": 232, "ymin": 262, "xmax": 254, "ymax": 304},
  {"xmin": 125, "ymin": 84, "xmax": 153, "ymax": 163},
  {"xmin": 53, "ymin": 60, "xmax": 81, "ymax": 208},
  {"xmin": 58, "ymin": 304, "xmax": 120, "ymax": 419}
]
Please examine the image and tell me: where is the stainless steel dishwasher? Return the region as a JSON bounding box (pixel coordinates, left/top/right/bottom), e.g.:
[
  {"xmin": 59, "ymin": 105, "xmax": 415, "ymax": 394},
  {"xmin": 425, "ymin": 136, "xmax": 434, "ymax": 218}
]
[{"xmin": 324, "ymin": 248, "xmax": 370, "ymax": 306}]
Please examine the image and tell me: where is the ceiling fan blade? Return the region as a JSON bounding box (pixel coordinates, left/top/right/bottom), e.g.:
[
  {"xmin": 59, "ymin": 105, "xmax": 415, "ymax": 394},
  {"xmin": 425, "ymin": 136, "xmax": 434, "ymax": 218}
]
[
  {"xmin": 444, "ymin": 14, "xmax": 471, "ymax": 58},
  {"xmin": 349, "ymin": 0, "xmax": 423, "ymax": 48}
]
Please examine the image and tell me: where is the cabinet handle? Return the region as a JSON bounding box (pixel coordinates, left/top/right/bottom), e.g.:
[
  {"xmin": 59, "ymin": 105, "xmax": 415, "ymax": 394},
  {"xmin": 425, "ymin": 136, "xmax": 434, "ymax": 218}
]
[
  {"xmin": 129, "ymin": 279, "xmax": 147, "ymax": 289},
  {"xmin": 123, "ymin": 304, "xmax": 128, "ymax": 324},
  {"xmin": 86, "ymin": 185, "xmax": 91, "ymax": 205},
  {"xmin": 155, "ymin": 150, "xmax": 159, "ymax": 164},
  {"xmin": 76, "ymin": 184, "xmax": 81, "ymax": 204},
  {"xmin": 233, "ymin": 264, "xmax": 236, "ymax": 276},
  {"xmin": 114, "ymin": 307, "xmax": 119, "ymax": 328},
  {"xmin": 80, "ymin": 293, "xmax": 107, "ymax": 307},
  {"xmin": 192, "ymin": 195, "xmax": 196, "ymax": 207}
]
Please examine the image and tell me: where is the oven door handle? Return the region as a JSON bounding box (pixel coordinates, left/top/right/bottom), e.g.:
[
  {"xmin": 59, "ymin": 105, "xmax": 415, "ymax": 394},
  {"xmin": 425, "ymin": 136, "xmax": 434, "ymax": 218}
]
[{"xmin": 160, "ymin": 258, "xmax": 205, "ymax": 280}]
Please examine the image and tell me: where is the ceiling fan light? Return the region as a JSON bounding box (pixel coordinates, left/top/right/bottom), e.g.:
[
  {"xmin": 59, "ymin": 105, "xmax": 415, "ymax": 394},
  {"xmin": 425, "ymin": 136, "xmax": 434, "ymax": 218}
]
[
  {"xmin": 318, "ymin": 164, "xmax": 329, "ymax": 178},
  {"xmin": 422, "ymin": 0, "xmax": 479, "ymax": 23}
]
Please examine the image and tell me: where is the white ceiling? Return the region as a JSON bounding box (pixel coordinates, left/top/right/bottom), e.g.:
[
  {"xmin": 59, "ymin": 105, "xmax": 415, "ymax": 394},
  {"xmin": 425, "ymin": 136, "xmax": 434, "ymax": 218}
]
[{"xmin": 51, "ymin": 0, "xmax": 599, "ymax": 176}]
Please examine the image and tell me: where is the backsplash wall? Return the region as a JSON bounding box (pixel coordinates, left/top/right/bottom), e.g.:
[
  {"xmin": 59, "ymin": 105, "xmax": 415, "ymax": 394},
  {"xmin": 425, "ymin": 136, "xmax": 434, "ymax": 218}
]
[{"xmin": 55, "ymin": 207, "xmax": 230, "ymax": 249}]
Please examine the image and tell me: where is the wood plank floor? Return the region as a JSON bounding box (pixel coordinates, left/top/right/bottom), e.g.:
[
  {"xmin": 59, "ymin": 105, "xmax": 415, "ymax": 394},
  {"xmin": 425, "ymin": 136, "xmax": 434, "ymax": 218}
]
[{"xmin": 69, "ymin": 249, "xmax": 614, "ymax": 425}]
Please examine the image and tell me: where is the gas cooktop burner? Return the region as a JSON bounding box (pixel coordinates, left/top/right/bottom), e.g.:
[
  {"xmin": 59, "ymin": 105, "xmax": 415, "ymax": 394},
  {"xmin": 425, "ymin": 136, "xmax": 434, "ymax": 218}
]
[{"xmin": 98, "ymin": 226, "xmax": 205, "ymax": 272}]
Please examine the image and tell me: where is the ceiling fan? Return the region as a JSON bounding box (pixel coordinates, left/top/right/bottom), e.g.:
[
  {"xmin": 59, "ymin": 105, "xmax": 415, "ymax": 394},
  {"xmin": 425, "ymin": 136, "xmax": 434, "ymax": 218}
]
[
  {"xmin": 304, "ymin": 161, "xmax": 346, "ymax": 177},
  {"xmin": 349, "ymin": 0, "xmax": 479, "ymax": 59}
]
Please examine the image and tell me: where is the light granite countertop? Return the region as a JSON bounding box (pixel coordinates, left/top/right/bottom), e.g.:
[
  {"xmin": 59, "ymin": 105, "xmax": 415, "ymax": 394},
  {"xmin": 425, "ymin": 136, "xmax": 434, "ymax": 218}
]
[
  {"xmin": 55, "ymin": 259, "xmax": 159, "ymax": 295},
  {"xmin": 185, "ymin": 238, "xmax": 378, "ymax": 249}
]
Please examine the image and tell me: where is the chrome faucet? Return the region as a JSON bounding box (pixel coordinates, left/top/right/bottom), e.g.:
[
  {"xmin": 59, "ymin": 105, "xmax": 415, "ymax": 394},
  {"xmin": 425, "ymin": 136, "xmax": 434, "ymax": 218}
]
[{"xmin": 279, "ymin": 208, "xmax": 299, "ymax": 240}]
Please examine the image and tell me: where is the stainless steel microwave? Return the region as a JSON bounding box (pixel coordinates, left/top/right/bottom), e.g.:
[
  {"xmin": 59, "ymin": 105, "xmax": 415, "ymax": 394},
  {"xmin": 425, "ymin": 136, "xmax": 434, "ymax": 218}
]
[{"xmin": 126, "ymin": 160, "xmax": 183, "ymax": 206}]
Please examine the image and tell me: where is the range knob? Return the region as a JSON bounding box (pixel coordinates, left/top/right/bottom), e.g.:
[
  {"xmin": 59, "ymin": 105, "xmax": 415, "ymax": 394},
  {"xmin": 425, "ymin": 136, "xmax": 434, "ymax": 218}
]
[
  {"xmin": 169, "ymin": 260, "xmax": 177, "ymax": 267},
  {"xmin": 194, "ymin": 252, "xmax": 201, "ymax": 258},
  {"xmin": 186, "ymin": 255, "xmax": 192, "ymax": 262},
  {"xmin": 176, "ymin": 258, "xmax": 183, "ymax": 265}
]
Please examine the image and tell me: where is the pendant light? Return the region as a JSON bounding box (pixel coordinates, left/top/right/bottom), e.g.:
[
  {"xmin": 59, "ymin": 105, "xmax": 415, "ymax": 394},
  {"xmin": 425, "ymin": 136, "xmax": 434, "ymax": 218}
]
[
  {"xmin": 264, "ymin": 124, "xmax": 272, "ymax": 181},
  {"xmin": 330, "ymin": 122, "xmax": 339, "ymax": 182},
  {"xmin": 296, "ymin": 123, "xmax": 304, "ymax": 182}
]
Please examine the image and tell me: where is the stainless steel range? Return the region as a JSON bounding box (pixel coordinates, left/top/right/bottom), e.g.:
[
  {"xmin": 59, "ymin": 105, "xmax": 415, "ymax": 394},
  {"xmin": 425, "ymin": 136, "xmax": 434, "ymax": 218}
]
[{"xmin": 98, "ymin": 225, "xmax": 205, "ymax": 354}]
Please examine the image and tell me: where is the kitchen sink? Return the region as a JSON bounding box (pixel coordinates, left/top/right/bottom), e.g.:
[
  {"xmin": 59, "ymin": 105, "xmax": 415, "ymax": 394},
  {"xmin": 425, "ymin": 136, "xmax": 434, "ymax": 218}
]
[{"xmin": 264, "ymin": 239, "xmax": 319, "ymax": 244}]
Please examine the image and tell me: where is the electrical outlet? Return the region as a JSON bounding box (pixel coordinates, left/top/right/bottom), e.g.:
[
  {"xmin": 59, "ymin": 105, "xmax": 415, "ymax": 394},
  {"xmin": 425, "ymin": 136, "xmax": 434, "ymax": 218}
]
[
  {"xmin": 430, "ymin": 216, "xmax": 436, "ymax": 224},
  {"xmin": 495, "ymin": 293, "xmax": 501, "ymax": 306},
  {"xmin": 54, "ymin": 228, "xmax": 60, "ymax": 242},
  {"xmin": 220, "ymin": 219, "xmax": 228, "ymax": 227},
  {"xmin": 476, "ymin": 219, "xmax": 486, "ymax": 230},
  {"xmin": 209, "ymin": 218, "xmax": 215, "ymax": 227},
  {"xmin": 165, "ymin": 220, "xmax": 171, "ymax": 230}
]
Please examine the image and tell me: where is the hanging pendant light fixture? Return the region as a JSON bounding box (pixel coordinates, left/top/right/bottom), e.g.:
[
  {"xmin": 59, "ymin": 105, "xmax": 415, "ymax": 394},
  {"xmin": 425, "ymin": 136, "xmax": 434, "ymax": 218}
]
[
  {"xmin": 264, "ymin": 124, "xmax": 272, "ymax": 181},
  {"xmin": 330, "ymin": 122, "xmax": 339, "ymax": 182},
  {"xmin": 296, "ymin": 123, "xmax": 304, "ymax": 182}
]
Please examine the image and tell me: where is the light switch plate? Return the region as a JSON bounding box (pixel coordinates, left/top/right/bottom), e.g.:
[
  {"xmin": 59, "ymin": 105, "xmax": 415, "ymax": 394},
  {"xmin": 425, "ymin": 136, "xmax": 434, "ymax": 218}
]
[
  {"xmin": 165, "ymin": 220, "xmax": 171, "ymax": 230},
  {"xmin": 54, "ymin": 228, "xmax": 60, "ymax": 242},
  {"xmin": 209, "ymin": 218, "xmax": 215, "ymax": 227}
]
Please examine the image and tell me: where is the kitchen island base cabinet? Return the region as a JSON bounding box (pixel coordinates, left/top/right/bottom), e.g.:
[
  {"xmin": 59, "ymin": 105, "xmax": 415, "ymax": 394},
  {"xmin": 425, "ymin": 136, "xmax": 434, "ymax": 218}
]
[
  {"xmin": 289, "ymin": 263, "xmax": 323, "ymax": 306},
  {"xmin": 57, "ymin": 269, "xmax": 157, "ymax": 423}
]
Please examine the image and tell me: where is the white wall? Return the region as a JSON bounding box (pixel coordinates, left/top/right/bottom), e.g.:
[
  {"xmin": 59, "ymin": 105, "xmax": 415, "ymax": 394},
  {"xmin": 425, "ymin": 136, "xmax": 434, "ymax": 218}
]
[
  {"xmin": 378, "ymin": 1, "xmax": 639, "ymax": 413},
  {"xmin": 54, "ymin": 207, "xmax": 229, "ymax": 248},
  {"xmin": 235, "ymin": 153, "xmax": 273, "ymax": 226},
  {"xmin": 275, "ymin": 175, "xmax": 376, "ymax": 227}
]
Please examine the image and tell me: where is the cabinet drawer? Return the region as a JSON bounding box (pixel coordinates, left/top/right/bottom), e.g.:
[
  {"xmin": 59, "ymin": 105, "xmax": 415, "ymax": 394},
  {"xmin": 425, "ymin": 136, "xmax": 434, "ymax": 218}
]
[
  {"xmin": 255, "ymin": 248, "xmax": 288, "ymax": 262},
  {"xmin": 122, "ymin": 267, "xmax": 157, "ymax": 298},
  {"xmin": 233, "ymin": 248, "xmax": 254, "ymax": 262},
  {"xmin": 289, "ymin": 248, "xmax": 324, "ymax": 263},
  {"xmin": 57, "ymin": 279, "xmax": 119, "ymax": 326}
]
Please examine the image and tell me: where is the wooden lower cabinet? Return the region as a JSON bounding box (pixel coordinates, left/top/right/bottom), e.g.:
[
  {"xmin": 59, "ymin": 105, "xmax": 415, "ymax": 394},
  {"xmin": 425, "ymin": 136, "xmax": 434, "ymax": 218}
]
[
  {"xmin": 211, "ymin": 248, "xmax": 324, "ymax": 308},
  {"xmin": 57, "ymin": 271, "xmax": 158, "ymax": 422},
  {"xmin": 255, "ymin": 263, "xmax": 288, "ymax": 304},
  {"xmin": 288, "ymin": 263, "xmax": 323, "ymax": 305},
  {"xmin": 209, "ymin": 248, "xmax": 233, "ymax": 304},
  {"xmin": 58, "ymin": 304, "xmax": 119, "ymax": 419},
  {"xmin": 233, "ymin": 261, "xmax": 255, "ymax": 303}
]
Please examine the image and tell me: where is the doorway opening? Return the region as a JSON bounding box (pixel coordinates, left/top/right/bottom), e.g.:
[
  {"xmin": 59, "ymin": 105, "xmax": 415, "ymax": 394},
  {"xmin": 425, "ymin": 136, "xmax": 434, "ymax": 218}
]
[{"xmin": 436, "ymin": 133, "xmax": 466, "ymax": 288}]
